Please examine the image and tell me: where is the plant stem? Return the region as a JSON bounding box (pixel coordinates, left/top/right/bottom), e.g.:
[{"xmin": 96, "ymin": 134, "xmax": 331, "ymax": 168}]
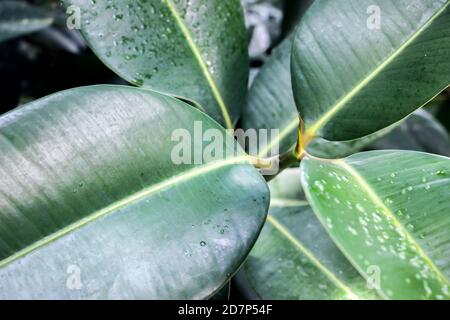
[
  {"xmin": 249, "ymin": 147, "xmax": 299, "ymax": 182},
  {"xmin": 250, "ymin": 114, "xmax": 317, "ymax": 182}
]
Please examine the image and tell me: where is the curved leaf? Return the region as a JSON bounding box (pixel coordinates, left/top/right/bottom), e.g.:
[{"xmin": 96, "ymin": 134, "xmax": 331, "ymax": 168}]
[
  {"xmin": 242, "ymin": 169, "xmax": 378, "ymax": 299},
  {"xmin": 292, "ymin": 0, "xmax": 450, "ymax": 141},
  {"xmin": 241, "ymin": 36, "xmax": 394, "ymax": 159},
  {"xmin": 241, "ymin": 36, "xmax": 298, "ymax": 157},
  {"xmin": 65, "ymin": 0, "xmax": 249, "ymax": 129},
  {"xmin": 0, "ymin": 85, "xmax": 269, "ymax": 299},
  {"xmin": 371, "ymin": 110, "xmax": 450, "ymax": 156},
  {"xmin": 301, "ymin": 150, "xmax": 450, "ymax": 299},
  {"xmin": 307, "ymin": 127, "xmax": 394, "ymax": 160},
  {"xmin": 0, "ymin": 1, "xmax": 53, "ymax": 43}
]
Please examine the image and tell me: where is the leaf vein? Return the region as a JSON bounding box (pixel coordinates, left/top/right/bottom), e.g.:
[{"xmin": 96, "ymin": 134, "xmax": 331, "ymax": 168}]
[
  {"xmin": 163, "ymin": 0, "xmax": 234, "ymax": 129},
  {"xmin": 0, "ymin": 157, "xmax": 248, "ymax": 269}
]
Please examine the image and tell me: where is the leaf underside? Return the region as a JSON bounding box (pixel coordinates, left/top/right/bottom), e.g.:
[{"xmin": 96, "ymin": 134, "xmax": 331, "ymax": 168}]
[{"xmin": 371, "ymin": 110, "xmax": 450, "ymax": 157}]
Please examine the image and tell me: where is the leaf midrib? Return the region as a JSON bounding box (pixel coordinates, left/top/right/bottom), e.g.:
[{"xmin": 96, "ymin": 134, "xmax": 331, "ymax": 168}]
[
  {"xmin": 334, "ymin": 159, "xmax": 450, "ymax": 288},
  {"xmin": 264, "ymin": 1, "xmax": 450, "ymax": 155},
  {"xmin": 0, "ymin": 157, "xmax": 248, "ymax": 269},
  {"xmin": 305, "ymin": 1, "xmax": 450, "ymax": 137},
  {"xmin": 163, "ymin": 0, "xmax": 234, "ymax": 129},
  {"xmin": 267, "ymin": 214, "xmax": 360, "ymax": 300}
]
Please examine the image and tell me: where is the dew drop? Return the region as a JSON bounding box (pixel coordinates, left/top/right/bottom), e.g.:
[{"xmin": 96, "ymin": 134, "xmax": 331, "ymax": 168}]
[
  {"xmin": 356, "ymin": 203, "xmax": 365, "ymax": 213},
  {"xmin": 347, "ymin": 226, "xmax": 358, "ymax": 236},
  {"xmin": 436, "ymin": 170, "xmax": 446, "ymax": 176},
  {"xmin": 314, "ymin": 180, "xmax": 325, "ymax": 193}
]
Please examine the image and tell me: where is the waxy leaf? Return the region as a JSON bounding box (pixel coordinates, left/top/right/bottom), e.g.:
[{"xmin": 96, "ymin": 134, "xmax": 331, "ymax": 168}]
[
  {"xmin": 242, "ymin": 169, "xmax": 378, "ymax": 299},
  {"xmin": 0, "ymin": 1, "xmax": 53, "ymax": 43},
  {"xmin": 292, "ymin": 0, "xmax": 450, "ymax": 141},
  {"xmin": 371, "ymin": 110, "xmax": 450, "ymax": 157},
  {"xmin": 0, "ymin": 86, "xmax": 269, "ymax": 299},
  {"xmin": 241, "ymin": 36, "xmax": 394, "ymax": 159},
  {"xmin": 65, "ymin": 0, "xmax": 249, "ymax": 129},
  {"xmin": 301, "ymin": 150, "xmax": 450, "ymax": 299},
  {"xmin": 241, "ymin": 37, "xmax": 297, "ymax": 157}
]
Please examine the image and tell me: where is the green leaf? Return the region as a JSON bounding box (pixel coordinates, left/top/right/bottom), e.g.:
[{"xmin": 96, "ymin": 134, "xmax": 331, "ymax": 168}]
[
  {"xmin": 242, "ymin": 36, "xmax": 297, "ymax": 157},
  {"xmin": 0, "ymin": 1, "xmax": 53, "ymax": 43},
  {"xmin": 0, "ymin": 85, "xmax": 269, "ymax": 299},
  {"xmin": 292, "ymin": 0, "xmax": 450, "ymax": 141},
  {"xmin": 301, "ymin": 150, "xmax": 450, "ymax": 299},
  {"xmin": 241, "ymin": 36, "xmax": 394, "ymax": 159},
  {"xmin": 242, "ymin": 169, "xmax": 378, "ymax": 300},
  {"xmin": 371, "ymin": 110, "xmax": 450, "ymax": 157},
  {"xmin": 307, "ymin": 128, "xmax": 394, "ymax": 160},
  {"xmin": 64, "ymin": 0, "xmax": 249, "ymax": 129}
]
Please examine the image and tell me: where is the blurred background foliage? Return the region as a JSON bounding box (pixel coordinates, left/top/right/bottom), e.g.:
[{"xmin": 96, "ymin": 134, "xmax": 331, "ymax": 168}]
[{"xmin": 0, "ymin": 0, "xmax": 449, "ymax": 299}]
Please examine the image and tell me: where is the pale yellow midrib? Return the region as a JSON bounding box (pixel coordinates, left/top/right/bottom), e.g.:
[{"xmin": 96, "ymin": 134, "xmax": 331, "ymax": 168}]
[
  {"xmin": 334, "ymin": 159, "xmax": 450, "ymax": 287},
  {"xmin": 0, "ymin": 157, "xmax": 248, "ymax": 269},
  {"xmin": 306, "ymin": 1, "xmax": 450, "ymax": 136},
  {"xmin": 164, "ymin": 0, "xmax": 234, "ymax": 130},
  {"xmin": 262, "ymin": 1, "xmax": 450, "ymax": 155},
  {"xmin": 267, "ymin": 215, "xmax": 360, "ymax": 300}
]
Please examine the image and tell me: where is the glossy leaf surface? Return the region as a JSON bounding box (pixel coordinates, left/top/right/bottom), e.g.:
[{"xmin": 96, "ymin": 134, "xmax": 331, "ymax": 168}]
[
  {"xmin": 64, "ymin": 0, "xmax": 249, "ymax": 129},
  {"xmin": 371, "ymin": 110, "xmax": 450, "ymax": 156},
  {"xmin": 292, "ymin": 0, "xmax": 450, "ymax": 141},
  {"xmin": 302, "ymin": 150, "xmax": 450, "ymax": 299},
  {"xmin": 242, "ymin": 169, "xmax": 378, "ymax": 299},
  {"xmin": 241, "ymin": 36, "xmax": 393, "ymax": 159},
  {"xmin": 0, "ymin": 86, "xmax": 269, "ymax": 299}
]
